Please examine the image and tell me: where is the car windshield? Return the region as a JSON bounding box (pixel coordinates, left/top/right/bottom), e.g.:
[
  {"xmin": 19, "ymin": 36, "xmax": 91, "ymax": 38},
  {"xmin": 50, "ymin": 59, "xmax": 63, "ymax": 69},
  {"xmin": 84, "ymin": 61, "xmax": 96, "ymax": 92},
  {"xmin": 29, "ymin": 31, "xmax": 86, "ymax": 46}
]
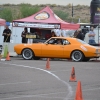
[{"xmin": 76, "ymin": 39, "xmax": 89, "ymax": 45}]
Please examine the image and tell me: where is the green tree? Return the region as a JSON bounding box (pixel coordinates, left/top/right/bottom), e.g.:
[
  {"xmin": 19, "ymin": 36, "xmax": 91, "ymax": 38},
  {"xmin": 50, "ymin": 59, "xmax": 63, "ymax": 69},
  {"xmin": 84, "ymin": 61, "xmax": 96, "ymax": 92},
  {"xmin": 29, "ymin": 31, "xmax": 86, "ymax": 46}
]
[
  {"xmin": 0, "ymin": 8, "xmax": 12, "ymax": 22},
  {"xmin": 54, "ymin": 10, "xmax": 69, "ymax": 21},
  {"xmin": 20, "ymin": 4, "xmax": 40, "ymax": 18}
]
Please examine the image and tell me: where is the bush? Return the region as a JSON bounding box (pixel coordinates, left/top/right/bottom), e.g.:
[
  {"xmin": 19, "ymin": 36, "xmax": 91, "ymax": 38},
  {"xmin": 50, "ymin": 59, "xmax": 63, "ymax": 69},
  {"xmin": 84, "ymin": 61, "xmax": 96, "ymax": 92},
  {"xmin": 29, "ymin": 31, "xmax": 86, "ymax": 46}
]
[
  {"xmin": 54, "ymin": 10, "xmax": 69, "ymax": 21},
  {"xmin": 0, "ymin": 8, "xmax": 12, "ymax": 22},
  {"xmin": 20, "ymin": 4, "xmax": 40, "ymax": 18}
]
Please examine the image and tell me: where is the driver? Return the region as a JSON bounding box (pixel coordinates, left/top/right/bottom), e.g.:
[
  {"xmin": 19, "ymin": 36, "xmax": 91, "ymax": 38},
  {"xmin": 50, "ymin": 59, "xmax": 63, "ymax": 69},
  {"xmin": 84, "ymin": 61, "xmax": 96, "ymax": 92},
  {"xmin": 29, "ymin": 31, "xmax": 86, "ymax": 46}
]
[{"xmin": 56, "ymin": 39, "xmax": 62, "ymax": 45}]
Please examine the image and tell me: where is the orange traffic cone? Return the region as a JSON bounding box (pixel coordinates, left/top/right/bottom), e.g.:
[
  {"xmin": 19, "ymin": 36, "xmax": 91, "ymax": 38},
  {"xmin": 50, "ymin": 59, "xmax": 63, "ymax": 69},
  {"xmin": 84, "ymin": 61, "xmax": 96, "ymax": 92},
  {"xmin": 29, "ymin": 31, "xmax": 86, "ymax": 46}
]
[
  {"xmin": 46, "ymin": 58, "xmax": 50, "ymax": 70},
  {"xmin": 75, "ymin": 81, "xmax": 83, "ymax": 100},
  {"xmin": 6, "ymin": 52, "xmax": 11, "ymax": 61},
  {"xmin": 69, "ymin": 67, "xmax": 77, "ymax": 82}
]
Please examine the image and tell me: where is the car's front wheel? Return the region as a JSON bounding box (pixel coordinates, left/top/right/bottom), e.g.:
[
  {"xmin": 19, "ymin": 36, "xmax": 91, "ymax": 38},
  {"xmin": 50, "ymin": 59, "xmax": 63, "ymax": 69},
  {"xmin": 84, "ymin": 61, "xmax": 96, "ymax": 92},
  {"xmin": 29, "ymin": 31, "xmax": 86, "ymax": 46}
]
[
  {"xmin": 82, "ymin": 57, "xmax": 90, "ymax": 62},
  {"xmin": 71, "ymin": 50, "xmax": 84, "ymax": 62},
  {"xmin": 22, "ymin": 48, "xmax": 33, "ymax": 60}
]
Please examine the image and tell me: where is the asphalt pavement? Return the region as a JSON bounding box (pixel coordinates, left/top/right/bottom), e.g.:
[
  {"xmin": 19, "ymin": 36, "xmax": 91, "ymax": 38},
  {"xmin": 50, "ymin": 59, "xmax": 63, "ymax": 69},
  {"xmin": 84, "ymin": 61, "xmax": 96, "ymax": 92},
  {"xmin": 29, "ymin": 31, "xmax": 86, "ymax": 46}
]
[{"xmin": 0, "ymin": 57, "xmax": 100, "ymax": 100}]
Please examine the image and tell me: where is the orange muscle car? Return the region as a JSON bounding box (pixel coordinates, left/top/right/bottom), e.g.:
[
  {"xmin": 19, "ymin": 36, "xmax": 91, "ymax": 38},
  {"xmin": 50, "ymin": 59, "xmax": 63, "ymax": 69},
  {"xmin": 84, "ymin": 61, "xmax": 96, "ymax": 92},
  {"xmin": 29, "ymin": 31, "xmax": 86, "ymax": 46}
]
[{"xmin": 14, "ymin": 37, "xmax": 100, "ymax": 62}]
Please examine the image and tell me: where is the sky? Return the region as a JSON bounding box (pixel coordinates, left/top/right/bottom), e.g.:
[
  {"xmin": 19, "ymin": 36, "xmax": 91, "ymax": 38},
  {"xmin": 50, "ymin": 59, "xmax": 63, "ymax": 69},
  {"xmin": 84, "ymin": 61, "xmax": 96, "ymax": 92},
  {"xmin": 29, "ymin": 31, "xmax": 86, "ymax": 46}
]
[{"xmin": 0, "ymin": 0, "xmax": 92, "ymax": 6}]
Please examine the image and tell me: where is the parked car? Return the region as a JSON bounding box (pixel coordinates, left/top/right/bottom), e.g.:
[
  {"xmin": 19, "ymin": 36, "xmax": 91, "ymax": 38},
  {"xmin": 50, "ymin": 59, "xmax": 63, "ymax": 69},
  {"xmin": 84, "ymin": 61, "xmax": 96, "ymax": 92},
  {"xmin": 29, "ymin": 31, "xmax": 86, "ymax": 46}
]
[{"xmin": 14, "ymin": 37, "xmax": 100, "ymax": 62}]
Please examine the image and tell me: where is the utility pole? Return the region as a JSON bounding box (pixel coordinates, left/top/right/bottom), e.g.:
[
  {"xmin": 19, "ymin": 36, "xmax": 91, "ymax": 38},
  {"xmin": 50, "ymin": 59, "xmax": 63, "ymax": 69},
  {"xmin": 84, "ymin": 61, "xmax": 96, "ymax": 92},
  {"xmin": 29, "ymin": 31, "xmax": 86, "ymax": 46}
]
[{"xmin": 72, "ymin": 3, "xmax": 74, "ymax": 23}]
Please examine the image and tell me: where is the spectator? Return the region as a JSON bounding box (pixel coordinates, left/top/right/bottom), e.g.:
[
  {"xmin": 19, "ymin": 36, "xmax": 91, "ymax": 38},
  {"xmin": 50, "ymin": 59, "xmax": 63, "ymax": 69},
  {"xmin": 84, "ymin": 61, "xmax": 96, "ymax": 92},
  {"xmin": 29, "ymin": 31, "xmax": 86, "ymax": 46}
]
[
  {"xmin": 61, "ymin": 30, "xmax": 67, "ymax": 37},
  {"xmin": 88, "ymin": 27, "xmax": 96, "ymax": 44},
  {"xmin": 74, "ymin": 28, "xmax": 84, "ymax": 41},
  {"xmin": 2, "ymin": 25, "xmax": 11, "ymax": 43},
  {"xmin": 55, "ymin": 29, "xmax": 62, "ymax": 37},
  {"xmin": 51, "ymin": 31, "xmax": 56, "ymax": 37},
  {"xmin": 82, "ymin": 26, "xmax": 89, "ymax": 39},
  {"xmin": 21, "ymin": 27, "xmax": 28, "ymax": 43},
  {"xmin": 73, "ymin": 30, "xmax": 78, "ymax": 38}
]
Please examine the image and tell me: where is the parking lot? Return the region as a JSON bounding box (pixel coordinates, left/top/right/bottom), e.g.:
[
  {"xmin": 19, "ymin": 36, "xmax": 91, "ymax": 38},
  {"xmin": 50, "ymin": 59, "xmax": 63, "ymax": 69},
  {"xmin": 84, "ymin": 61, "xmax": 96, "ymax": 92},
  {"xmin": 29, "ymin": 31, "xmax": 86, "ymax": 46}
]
[{"xmin": 0, "ymin": 57, "xmax": 100, "ymax": 100}]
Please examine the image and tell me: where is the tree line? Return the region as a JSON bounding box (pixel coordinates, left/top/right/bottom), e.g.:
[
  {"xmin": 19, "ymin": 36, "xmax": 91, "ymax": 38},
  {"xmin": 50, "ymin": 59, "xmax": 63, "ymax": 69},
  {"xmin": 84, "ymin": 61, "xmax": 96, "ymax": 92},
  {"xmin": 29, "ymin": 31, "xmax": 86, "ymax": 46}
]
[{"xmin": 0, "ymin": 3, "xmax": 89, "ymax": 23}]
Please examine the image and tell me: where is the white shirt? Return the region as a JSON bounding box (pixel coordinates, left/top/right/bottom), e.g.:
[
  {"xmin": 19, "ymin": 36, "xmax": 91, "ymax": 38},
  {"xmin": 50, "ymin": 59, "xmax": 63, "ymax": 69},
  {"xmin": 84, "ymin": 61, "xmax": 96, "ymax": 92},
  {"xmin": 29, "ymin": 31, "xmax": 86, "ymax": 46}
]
[
  {"xmin": 55, "ymin": 29, "xmax": 61, "ymax": 37},
  {"xmin": 61, "ymin": 30, "xmax": 67, "ymax": 37},
  {"xmin": 88, "ymin": 31, "xmax": 95, "ymax": 40}
]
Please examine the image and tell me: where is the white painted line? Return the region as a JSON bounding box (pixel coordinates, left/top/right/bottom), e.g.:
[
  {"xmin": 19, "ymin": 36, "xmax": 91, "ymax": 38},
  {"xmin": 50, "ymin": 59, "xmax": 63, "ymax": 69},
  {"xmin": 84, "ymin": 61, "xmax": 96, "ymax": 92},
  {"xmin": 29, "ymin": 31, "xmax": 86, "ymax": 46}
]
[
  {"xmin": 0, "ymin": 62, "xmax": 73, "ymax": 100},
  {"xmin": 0, "ymin": 81, "xmax": 31, "ymax": 86}
]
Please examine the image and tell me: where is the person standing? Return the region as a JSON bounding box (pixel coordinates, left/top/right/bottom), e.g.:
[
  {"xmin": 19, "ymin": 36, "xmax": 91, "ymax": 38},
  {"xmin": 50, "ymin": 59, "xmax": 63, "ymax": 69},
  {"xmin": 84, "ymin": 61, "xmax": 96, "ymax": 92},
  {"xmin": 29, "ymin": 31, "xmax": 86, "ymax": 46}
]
[
  {"xmin": 61, "ymin": 30, "xmax": 67, "ymax": 37},
  {"xmin": 51, "ymin": 31, "xmax": 56, "ymax": 37},
  {"xmin": 55, "ymin": 29, "xmax": 62, "ymax": 37},
  {"xmin": 88, "ymin": 27, "xmax": 96, "ymax": 44},
  {"xmin": 2, "ymin": 25, "xmax": 11, "ymax": 42},
  {"xmin": 73, "ymin": 28, "xmax": 84, "ymax": 41},
  {"xmin": 21, "ymin": 27, "xmax": 28, "ymax": 43}
]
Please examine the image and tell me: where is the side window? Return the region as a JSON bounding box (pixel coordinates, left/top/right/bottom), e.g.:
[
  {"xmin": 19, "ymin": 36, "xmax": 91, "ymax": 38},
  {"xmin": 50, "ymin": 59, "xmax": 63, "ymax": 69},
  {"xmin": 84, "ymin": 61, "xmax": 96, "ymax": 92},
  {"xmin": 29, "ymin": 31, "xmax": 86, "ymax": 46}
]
[
  {"xmin": 48, "ymin": 39, "xmax": 55, "ymax": 44},
  {"xmin": 63, "ymin": 40, "xmax": 70, "ymax": 45},
  {"xmin": 56, "ymin": 39, "xmax": 63, "ymax": 45},
  {"xmin": 47, "ymin": 38, "xmax": 63, "ymax": 45}
]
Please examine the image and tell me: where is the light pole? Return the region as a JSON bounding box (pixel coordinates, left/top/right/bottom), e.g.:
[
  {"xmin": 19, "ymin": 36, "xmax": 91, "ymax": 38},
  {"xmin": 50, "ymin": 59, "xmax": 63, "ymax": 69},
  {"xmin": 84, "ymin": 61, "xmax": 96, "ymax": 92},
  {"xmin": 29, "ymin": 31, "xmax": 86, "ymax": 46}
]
[{"xmin": 71, "ymin": 3, "xmax": 74, "ymax": 23}]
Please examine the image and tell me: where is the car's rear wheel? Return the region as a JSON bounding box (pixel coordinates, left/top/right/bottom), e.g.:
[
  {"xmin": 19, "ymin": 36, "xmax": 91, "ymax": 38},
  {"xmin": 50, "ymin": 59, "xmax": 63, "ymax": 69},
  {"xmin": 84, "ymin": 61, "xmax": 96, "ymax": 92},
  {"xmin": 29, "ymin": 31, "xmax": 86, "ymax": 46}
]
[
  {"xmin": 22, "ymin": 48, "xmax": 33, "ymax": 60},
  {"xmin": 71, "ymin": 50, "xmax": 84, "ymax": 62}
]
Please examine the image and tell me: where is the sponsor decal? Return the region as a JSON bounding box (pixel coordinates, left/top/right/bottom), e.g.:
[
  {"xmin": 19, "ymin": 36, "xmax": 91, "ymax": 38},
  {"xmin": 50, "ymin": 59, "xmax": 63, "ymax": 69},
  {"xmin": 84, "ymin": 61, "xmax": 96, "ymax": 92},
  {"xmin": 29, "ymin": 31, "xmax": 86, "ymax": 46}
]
[
  {"xmin": 34, "ymin": 12, "xmax": 49, "ymax": 20},
  {"xmin": 13, "ymin": 22, "xmax": 60, "ymax": 29},
  {"xmin": 80, "ymin": 45, "xmax": 87, "ymax": 51}
]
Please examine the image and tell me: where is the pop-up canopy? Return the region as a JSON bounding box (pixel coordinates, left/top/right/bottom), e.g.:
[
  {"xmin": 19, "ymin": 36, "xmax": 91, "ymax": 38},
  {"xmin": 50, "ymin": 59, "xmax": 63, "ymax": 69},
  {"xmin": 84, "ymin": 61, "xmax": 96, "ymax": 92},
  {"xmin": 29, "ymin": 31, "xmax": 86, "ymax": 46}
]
[
  {"xmin": 12, "ymin": 6, "xmax": 80, "ymax": 30},
  {"xmin": 0, "ymin": 18, "xmax": 6, "ymax": 26}
]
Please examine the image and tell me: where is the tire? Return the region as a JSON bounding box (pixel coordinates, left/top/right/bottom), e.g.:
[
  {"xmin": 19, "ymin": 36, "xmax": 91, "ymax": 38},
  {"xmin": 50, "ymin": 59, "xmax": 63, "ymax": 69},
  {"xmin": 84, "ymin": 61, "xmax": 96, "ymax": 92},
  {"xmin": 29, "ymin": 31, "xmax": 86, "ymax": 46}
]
[
  {"xmin": 33, "ymin": 57, "xmax": 40, "ymax": 60},
  {"xmin": 71, "ymin": 50, "xmax": 84, "ymax": 62},
  {"xmin": 22, "ymin": 48, "xmax": 33, "ymax": 60},
  {"xmin": 82, "ymin": 58, "xmax": 90, "ymax": 62}
]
